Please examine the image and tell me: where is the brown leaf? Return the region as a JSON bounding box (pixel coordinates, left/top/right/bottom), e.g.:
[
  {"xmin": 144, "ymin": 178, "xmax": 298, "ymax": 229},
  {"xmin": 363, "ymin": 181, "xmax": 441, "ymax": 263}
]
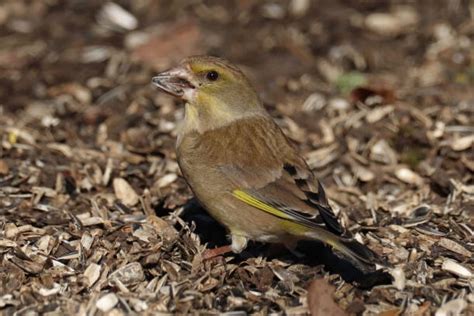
[
  {"xmin": 379, "ymin": 309, "xmax": 401, "ymax": 316},
  {"xmin": 413, "ymin": 301, "xmax": 431, "ymax": 316},
  {"xmin": 0, "ymin": 159, "xmax": 9, "ymax": 175},
  {"xmin": 131, "ymin": 20, "xmax": 203, "ymax": 70},
  {"xmin": 307, "ymin": 278, "xmax": 347, "ymax": 316}
]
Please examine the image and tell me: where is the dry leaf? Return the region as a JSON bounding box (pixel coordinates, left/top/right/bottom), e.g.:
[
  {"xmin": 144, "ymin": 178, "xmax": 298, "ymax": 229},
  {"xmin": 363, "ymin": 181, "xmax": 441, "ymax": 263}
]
[
  {"xmin": 0, "ymin": 159, "xmax": 9, "ymax": 175},
  {"xmin": 307, "ymin": 279, "xmax": 347, "ymax": 316},
  {"xmin": 131, "ymin": 20, "xmax": 202, "ymax": 70}
]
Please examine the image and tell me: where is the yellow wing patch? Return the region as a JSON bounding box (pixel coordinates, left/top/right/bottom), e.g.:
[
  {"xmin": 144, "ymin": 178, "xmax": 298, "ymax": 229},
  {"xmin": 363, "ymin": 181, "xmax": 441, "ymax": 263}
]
[
  {"xmin": 233, "ymin": 189, "xmax": 311, "ymax": 235},
  {"xmin": 232, "ymin": 189, "xmax": 293, "ymax": 220}
]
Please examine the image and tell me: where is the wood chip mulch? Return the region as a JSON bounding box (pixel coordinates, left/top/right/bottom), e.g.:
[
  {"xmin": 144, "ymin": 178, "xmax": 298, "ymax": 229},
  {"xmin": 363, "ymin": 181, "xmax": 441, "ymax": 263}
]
[{"xmin": 0, "ymin": 1, "xmax": 472, "ymax": 315}]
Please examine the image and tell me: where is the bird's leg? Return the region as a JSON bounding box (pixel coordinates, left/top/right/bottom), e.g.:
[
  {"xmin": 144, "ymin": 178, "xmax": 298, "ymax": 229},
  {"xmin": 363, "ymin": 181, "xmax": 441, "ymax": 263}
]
[
  {"xmin": 202, "ymin": 234, "xmax": 248, "ymax": 260},
  {"xmin": 202, "ymin": 245, "xmax": 233, "ymax": 260}
]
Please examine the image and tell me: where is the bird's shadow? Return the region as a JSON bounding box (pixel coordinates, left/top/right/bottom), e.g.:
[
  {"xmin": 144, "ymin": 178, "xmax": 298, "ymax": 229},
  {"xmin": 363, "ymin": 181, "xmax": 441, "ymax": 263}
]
[{"xmin": 178, "ymin": 198, "xmax": 392, "ymax": 289}]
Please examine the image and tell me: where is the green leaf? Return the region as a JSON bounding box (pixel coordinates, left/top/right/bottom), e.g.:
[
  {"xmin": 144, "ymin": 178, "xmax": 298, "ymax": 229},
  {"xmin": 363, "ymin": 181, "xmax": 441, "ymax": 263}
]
[{"xmin": 335, "ymin": 72, "xmax": 367, "ymax": 94}]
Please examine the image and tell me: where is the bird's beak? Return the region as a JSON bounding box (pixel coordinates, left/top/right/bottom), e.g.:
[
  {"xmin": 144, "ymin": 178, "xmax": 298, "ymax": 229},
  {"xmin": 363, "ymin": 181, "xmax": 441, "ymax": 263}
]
[{"xmin": 152, "ymin": 66, "xmax": 196, "ymax": 100}]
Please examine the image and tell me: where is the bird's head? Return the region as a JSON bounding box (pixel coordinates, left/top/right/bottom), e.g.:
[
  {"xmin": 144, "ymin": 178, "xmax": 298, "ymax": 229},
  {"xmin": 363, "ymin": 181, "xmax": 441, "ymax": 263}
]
[{"xmin": 152, "ymin": 56, "xmax": 265, "ymax": 131}]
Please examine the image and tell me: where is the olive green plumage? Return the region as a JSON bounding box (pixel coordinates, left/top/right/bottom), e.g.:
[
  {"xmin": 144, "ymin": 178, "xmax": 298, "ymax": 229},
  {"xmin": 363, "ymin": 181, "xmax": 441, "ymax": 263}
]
[{"xmin": 152, "ymin": 56, "xmax": 378, "ymax": 271}]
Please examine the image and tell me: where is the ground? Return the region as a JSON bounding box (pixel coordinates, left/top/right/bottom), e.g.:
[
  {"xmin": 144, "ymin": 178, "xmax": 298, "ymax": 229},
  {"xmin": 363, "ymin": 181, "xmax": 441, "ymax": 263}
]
[{"xmin": 0, "ymin": 0, "xmax": 473, "ymax": 315}]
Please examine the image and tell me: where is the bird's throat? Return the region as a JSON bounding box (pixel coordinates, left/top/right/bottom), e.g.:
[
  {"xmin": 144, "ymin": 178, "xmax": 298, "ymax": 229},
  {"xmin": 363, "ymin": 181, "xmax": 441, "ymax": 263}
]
[{"xmin": 182, "ymin": 101, "xmax": 237, "ymax": 134}]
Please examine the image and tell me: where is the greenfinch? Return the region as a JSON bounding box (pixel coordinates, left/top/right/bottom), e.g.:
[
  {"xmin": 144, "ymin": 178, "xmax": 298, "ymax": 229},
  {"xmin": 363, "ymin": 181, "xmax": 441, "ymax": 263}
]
[{"xmin": 152, "ymin": 56, "xmax": 378, "ymax": 271}]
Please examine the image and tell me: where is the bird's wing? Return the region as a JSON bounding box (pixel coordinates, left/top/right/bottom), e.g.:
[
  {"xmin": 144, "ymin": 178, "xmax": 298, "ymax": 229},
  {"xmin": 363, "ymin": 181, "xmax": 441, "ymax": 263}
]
[{"xmin": 221, "ymin": 160, "xmax": 345, "ymax": 236}]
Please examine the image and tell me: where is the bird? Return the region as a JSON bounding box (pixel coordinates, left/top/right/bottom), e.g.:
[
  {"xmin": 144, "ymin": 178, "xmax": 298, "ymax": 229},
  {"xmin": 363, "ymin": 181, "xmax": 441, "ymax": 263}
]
[{"xmin": 152, "ymin": 56, "xmax": 379, "ymax": 272}]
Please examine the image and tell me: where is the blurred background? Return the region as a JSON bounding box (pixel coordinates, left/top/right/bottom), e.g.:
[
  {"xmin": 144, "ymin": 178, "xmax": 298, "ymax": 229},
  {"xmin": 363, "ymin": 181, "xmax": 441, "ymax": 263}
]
[
  {"xmin": 0, "ymin": 1, "xmax": 473, "ymax": 314},
  {"xmin": 1, "ymin": 0, "xmax": 472, "ymax": 112},
  {"xmin": 1, "ymin": 0, "xmax": 472, "ymax": 208}
]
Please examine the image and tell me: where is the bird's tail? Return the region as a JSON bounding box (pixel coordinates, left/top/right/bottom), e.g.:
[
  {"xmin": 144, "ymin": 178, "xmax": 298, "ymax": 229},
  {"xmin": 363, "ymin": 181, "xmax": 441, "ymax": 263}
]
[{"xmin": 302, "ymin": 228, "xmax": 380, "ymax": 272}]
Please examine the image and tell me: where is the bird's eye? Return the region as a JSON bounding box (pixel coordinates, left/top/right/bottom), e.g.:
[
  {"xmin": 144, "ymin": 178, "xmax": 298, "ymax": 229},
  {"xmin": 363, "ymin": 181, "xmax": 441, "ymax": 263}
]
[{"xmin": 206, "ymin": 70, "xmax": 219, "ymax": 81}]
